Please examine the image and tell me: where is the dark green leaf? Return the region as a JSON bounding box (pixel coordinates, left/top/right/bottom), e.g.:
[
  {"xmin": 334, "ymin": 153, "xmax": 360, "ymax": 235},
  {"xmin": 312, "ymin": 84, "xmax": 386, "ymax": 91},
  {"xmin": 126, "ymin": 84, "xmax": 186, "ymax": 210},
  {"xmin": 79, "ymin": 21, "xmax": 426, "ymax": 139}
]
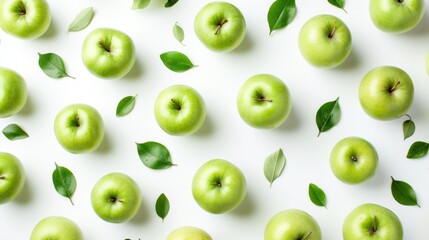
[
  {"xmin": 267, "ymin": 0, "xmax": 297, "ymax": 35},
  {"xmin": 155, "ymin": 193, "xmax": 170, "ymax": 222},
  {"xmin": 116, "ymin": 95, "xmax": 137, "ymax": 117},
  {"xmin": 308, "ymin": 183, "xmax": 327, "ymax": 208},
  {"xmin": 173, "ymin": 22, "xmax": 185, "ymax": 45},
  {"xmin": 136, "ymin": 141, "xmax": 174, "ymax": 169},
  {"xmin": 316, "ymin": 97, "xmax": 341, "ymax": 137},
  {"xmin": 264, "ymin": 148, "xmax": 286, "ymax": 187},
  {"xmin": 406, "ymin": 141, "xmax": 429, "ymax": 159},
  {"xmin": 403, "ymin": 115, "xmax": 415, "ymax": 140},
  {"xmin": 68, "ymin": 7, "xmax": 94, "ymax": 32},
  {"xmin": 160, "ymin": 51, "xmax": 196, "ymax": 73},
  {"xmin": 38, "ymin": 53, "xmax": 74, "ymax": 79},
  {"xmin": 52, "ymin": 163, "xmax": 76, "ymax": 205},
  {"xmin": 391, "ymin": 177, "xmax": 420, "ymax": 207},
  {"xmin": 132, "ymin": 0, "xmax": 150, "ymax": 9},
  {"xmin": 2, "ymin": 124, "xmax": 28, "ymax": 140},
  {"xmin": 328, "ymin": 0, "xmax": 346, "ymax": 12},
  {"xmin": 165, "ymin": 0, "xmax": 178, "ymax": 7}
]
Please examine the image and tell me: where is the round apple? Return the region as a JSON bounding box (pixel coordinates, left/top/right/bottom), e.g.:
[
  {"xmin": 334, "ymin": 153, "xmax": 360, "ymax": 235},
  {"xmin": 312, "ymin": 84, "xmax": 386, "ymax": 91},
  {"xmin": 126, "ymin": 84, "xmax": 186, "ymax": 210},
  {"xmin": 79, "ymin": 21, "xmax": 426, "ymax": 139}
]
[
  {"xmin": 30, "ymin": 216, "xmax": 83, "ymax": 240},
  {"xmin": 166, "ymin": 226, "xmax": 213, "ymax": 240},
  {"xmin": 82, "ymin": 28, "xmax": 136, "ymax": 79},
  {"xmin": 154, "ymin": 85, "xmax": 206, "ymax": 136},
  {"xmin": 0, "ymin": 67, "xmax": 27, "ymax": 118},
  {"xmin": 0, "ymin": 0, "xmax": 51, "ymax": 39},
  {"xmin": 359, "ymin": 66, "xmax": 414, "ymax": 120},
  {"xmin": 192, "ymin": 159, "xmax": 246, "ymax": 214},
  {"xmin": 237, "ymin": 74, "xmax": 291, "ymax": 129},
  {"xmin": 91, "ymin": 172, "xmax": 142, "ymax": 223},
  {"xmin": 265, "ymin": 209, "xmax": 322, "ymax": 240},
  {"xmin": 370, "ymin": 0, "xmax": 424, "ymax": 33},
  {"xmin": 194, "ymin": 1, "xmax": 246, "ymax": 52},
  {"xmin": 54, "ymin": 103, "xmax": 104, "ymax": 154},
  {"xmin": 330, "ymin": 137, "xmax": 378, "ymax": 184},
  {"xmin": 343, "ymin": 203, "xmax": 403, "ymax": 240},
  {"xmin": 0, "ymin": 152, "xmax": 25, "ymax": 204},
  {"xmin": 299, "ymin": 14, "xmax": 352, "ymax": 68}
]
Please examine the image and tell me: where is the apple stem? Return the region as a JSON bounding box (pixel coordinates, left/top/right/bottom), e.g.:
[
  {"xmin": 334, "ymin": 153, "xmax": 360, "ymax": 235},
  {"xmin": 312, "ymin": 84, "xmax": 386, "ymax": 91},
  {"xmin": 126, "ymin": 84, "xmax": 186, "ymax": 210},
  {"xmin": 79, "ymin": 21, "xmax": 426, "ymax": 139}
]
[
  {"xmin": 170, "ymin": 99, "xmax": 182, "ymax": 111},
  {"xmin": 0, "ymin": 176, "xmax": 5, "ymax": 180},
  {"xmin": 328, "ymin": 26, "xmax": 337, "ymax": 38},
  {"xmin": 17, "ymin": 1, "xmax": 26, "ymax": 16},
  {"xmin": 256, "ymin": 98, "xmax": 273, "ymax": 103},
  {"xmin": 389, "ymin": 81, "xmax": 401, "ymax": 93},
  {"xmin": 369, "ymin": 216, "xmax": 378, "ymax": 235},
  {"xmin": 301, "ymin": 231, "xmax": 312, "ymax": 240},
  {"xmin": 98, "ymin": 41, "xmax": 111, "ymax": 53},
  {"xmin": 398, "ymin": 0, "xmax": 404, "ymax": 3},
  {"xmin": 214, "ymin": 19, "xmax": 228, "ymax": 35}
]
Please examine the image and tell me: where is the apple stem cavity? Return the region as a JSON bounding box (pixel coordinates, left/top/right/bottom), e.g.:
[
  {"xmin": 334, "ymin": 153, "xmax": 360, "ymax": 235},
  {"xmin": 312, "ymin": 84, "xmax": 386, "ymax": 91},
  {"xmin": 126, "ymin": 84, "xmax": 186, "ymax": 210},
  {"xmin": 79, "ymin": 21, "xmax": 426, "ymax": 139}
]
[
  {"xmin": 397, "ymin": 0, "xmax": 404, "ymax": 3},
  {"xmin": 170, "ymin": 99, "xmax": 182, "ymax": 111},
  {"xmin": 328, "ymin": 25, "xmax": 337, "ymax": 38},
  {"xmin": 71, "ymin": 115, "xmax": 81, "ymax": 128},
  {"xmin": 389, "ymin": 81, "xmax": 401, "ymax": 93},
  {"xmin": 213, "ymin": 180, "xmax": 222, "ymax": 187},
  {"xmin": 17, "ymin": 1, "xmax": 27, "ymax": 16},
  {"xmin": 351, "ymin": 155, "xmax": 358, "ymax": 162},
  {"xmin": 0, "ymin": 176, "xmax": 5, "ymax": 180},
  {"xmin": 369, "ymin": 216, "xmax": 378, "ymax": 235},
  {"xmin": 108, "ymin": 197, "xmax": 123, "ymax": 203},
  {"xmin": 214, "ymin": 19, "xmax": 228, "ymax": 35},
  {"xmin": 98, "ymin": 41, "xmax": 111, "ymax": 53},
  {"xmin": 301, "ymin": 231, "xmax": 312, "ymax": 240}
]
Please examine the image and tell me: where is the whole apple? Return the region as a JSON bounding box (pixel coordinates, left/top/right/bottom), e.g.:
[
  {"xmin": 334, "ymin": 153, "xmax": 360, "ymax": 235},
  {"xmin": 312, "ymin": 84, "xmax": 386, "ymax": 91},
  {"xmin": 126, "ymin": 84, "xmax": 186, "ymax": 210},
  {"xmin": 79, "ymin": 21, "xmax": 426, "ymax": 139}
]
[
  {"xmin": 30, "ymin": 216, "xmax": 83, "ymax": 240},
  {"xmin": 330, "ymin": 137, "xmax": 378, "ymax": 184},
  {"xmin": 265, "ymin": 209, "xmax": 322, "ymax": 240},
  {"xmin": 299, "ymin": 14, "xmax": 352, "ymax": 68},
  {"xmin": 82, "ymin": 28, "xmax": 136, "ymax": 79},
  {"xmin": 0, "ymin": 152, "xmax": 25, "ymax": 204},
  {"xmin": 154, "ymin": 85, "xmax": 206, "ymax": 136},
  {"xmin": 166, "ymin": 226, "xmax": 213, "ymax": 240},
  {"xmin": 237, "ymin": 74, "xmax": 291, "ymax": 129},
  {"xmin": 0, "ymin": 0, "xmax": 51, "ymax": 39},
  {"xmin": 343, "ymin": 203, "xmax": 403, "ymax": 240},
  {"xmin": 194, "ymin": 1, "xmax": 246, "ymax": 52},
  {"xmin": 370, "ymin": 0, "xmax": 424, "ymax": 33},
  {"xmin": 192, "ymin": 159, "xmax": 246, "ymax": 214},
  {"xmin": 359, "ymin": 66, "xmax": 414, "ymax": 120},
  {"xmin": 91, "ymin": 172, "xmax": 142, "ymax": 223},
  {"xmin": 54, "ymin": 103, "xmax": 104, "ymax": 154},
  {"xmin": 0, "ymin": 67, "xmax": 27, "ymax": 118}
]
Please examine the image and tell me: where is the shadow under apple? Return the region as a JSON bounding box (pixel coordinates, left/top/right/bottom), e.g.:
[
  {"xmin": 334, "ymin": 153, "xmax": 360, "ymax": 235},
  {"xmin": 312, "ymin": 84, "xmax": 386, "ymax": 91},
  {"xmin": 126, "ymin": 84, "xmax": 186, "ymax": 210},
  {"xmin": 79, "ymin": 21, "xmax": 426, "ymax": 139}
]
[
  {"xmin": 231, "ymin": 191, "xmax": 256, "ymax": 217},
  {"xmin": 193, "ymin": 115, "xmax": 215, "ymax": 138},
  {"xmin": 129, "ymin": 198, "xmax": 151, "ymax": 225}
]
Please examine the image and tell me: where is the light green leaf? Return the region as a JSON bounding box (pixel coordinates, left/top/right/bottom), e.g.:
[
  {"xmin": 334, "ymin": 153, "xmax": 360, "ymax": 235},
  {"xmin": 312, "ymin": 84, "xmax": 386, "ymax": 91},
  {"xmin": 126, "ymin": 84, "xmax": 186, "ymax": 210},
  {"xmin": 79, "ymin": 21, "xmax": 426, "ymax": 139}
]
[
  {"xmin": 136, "ymin": 141, "xmax": 175, "ymax": 169},
  {"xmin": 132, "ymin": 0, "xmax": 150, "ymax": 9},
  {"xmin": 155, "ymin": 193, "xmax": 170, "ymax": 222},
  {"xmin": 160, "ymin": 51, "xmax": 196, "ymax": 73},
  {"xmin": 264, "ymin": 148, "xmax": 286, "ymax": 187},
  {"xmin": 2, "ymin": 124, "xmax": 28, "ymax": 141},
  {"xmin": 116, "ymin": 95, "xmax": 137, "ymax": 117},
  {"xmin": 68, "ymin": 7, "xmax": 94, "ymax": 32},
  {"xmin": 267, "ymin": 0, "xmax": 297, "ymax": 35},
  {"xmin": 38, "ymin": 52, "xmax": 74, "ymax": 79},
  {"xmin": 403, "ymin": 115, "xmax": 415, "ymax": 141},
  {"xmin": 173, "ymin": 22, "xmax": 185, "ymax": 45},
  {"xmin": 52, "ymin": 163, "xmax": 77, "ymax": 205}
]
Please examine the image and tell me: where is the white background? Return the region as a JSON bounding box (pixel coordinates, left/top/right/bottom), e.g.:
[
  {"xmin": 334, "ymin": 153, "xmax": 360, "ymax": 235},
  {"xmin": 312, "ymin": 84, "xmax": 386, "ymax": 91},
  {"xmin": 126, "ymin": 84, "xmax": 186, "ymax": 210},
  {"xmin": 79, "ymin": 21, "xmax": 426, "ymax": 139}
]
[{"xmin": 0, "ymin": 0, "xmax": 428, "ymax": 239}]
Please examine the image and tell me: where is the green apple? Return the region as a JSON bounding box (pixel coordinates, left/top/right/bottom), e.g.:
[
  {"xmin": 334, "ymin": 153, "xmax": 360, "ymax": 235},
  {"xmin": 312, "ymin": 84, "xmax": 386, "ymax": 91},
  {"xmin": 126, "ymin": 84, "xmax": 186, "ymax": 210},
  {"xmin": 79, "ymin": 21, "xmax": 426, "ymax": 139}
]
[
  {"xmin": 30, "ymin": 216, "xmax": 83, "ymax": 240},
  {"xmin": 0, "ymin": 67, "xmax": 27, "ymax": 118},
  {"xmin": 343, "ymin": 203, "xmax": 403, "ymax": 240},
  {"xmin": 299, "ymin": 14, "xmax": 352, "ymax": 68},
  {"xmin": 166, "ymin": 226, "xmax": 213, "ymax": 240},
  {"xmin": 359, "ymin": 66, "xmax": 414, "ymax": 120},
  {"xmin": 265, "ymin": 209, "xmax": 322, "ymax": 240},
  {"xmin": 427, "ymin": 52, "xmax": 429, "ymax": 76},
  {"xmin": 192, "ymin": 159, "xmax": 246, "ymax": 214},
  {"xmin": 154, "ymin": 85, "xmax": 206, "ymax": 136},
  {"xmin": 0, "ymin": 152, "xmax": 25, "ymax": 204},
  {"xmin": 194, "ymin": 1, "xmax": 246, "ymax": 52},
  {"xmin": 0, "ymin": 0, "xmax": 51, "ymax": 39},
  {"xmin": 82, "ymin": 28, "xmax": 136, "ymax": 79},
  {"xmin": 237, "ymin": 74, "xmax": 291, "ymax": 129},
  {"xmin": 54, "ymin": 103, "xmax": 104, "ymax": 154},
  {"xmin": 330, "ymin": 137, "xmax": 378, "ymax": 184},
  {"xmin": 91, "ymin": 172, "xmax": 142, "ymax": 223},
  {"xmin": 370, "ymin": 0, "xmax": 424, "ymax": 33}
]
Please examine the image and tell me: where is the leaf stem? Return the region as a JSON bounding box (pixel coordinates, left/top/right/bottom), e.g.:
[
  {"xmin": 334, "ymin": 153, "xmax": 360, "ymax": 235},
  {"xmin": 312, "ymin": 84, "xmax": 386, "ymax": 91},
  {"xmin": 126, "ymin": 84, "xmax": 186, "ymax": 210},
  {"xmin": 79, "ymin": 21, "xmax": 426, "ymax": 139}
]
[
  {"xmin": 68, "ymin": 196, "xmax": 75, "ymax": 206},
  {"xmin": 214, "ymin": 19, "xmax": 228, "ymax": 35},
  {"xmin": 405, "ymin": 114, "xmax": 412, "ymax": 121}
]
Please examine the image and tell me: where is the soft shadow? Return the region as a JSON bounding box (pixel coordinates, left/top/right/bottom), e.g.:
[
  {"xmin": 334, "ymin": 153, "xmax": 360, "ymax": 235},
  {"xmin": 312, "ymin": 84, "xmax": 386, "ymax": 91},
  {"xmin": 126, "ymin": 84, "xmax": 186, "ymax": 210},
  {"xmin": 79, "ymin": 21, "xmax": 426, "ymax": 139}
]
[
  {"xmin": 231, "ymin": 34, "xmax": 254, "ymax": 54},
  {"xmin": 193, "ymin": 115, "xmax": 215, "ymax": 138},
  {"xmin": 14, "ymin": 179, "xmax": 32, "ymax": 204},
  {"xmin": 122, "ymin": 58, "xmax": 144, "ymax": 81},
  {"xmin": 232, "ymin": 192, "xmax": 256, "ymax": 217},
  {"xmin": 95, "ymin": 132, "xmax": 113, "ymax": 155},
  {"xmin": 334, "ymin": 48, "xmax": 360, "ymax": 71},
  {"xmin": 407, "ymin": 10, "xmax": 429, "ymax": 36},
  {"xmin": 130, "ymin": 199, "xmax": 151, "ymax": 224},
  {"xmin": 38, "ymin": 19, "xmax": 58, "ymax": 40},
  {"xmin": 277, "ymin": 108, "xmax": 300, "ymax": 132},
  {"xmin": 17, "ymin": 94, "xmax": 35, "ymax": 117}
]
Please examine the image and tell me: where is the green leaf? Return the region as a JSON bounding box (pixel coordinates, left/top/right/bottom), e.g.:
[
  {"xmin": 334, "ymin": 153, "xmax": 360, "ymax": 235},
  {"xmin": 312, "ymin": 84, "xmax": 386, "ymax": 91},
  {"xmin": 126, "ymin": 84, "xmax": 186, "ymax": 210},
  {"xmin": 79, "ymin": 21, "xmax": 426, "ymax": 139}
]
[
  {"xmin": 132, "ymin": 0, "xmax": 150, "ymax": 9},
  {"xmin": 160, "ymin": 51, "xmax": 196, "ymax": 73},
  {"xmin": 2, "ymin": 124, "xmax": 28, "ymax": 141},
  {"xmin": 116, "ymin": 95, "xmax": 137, "ymax": 117},
  {"xmin": 52, "ymin": 163, "xmax": 77, "ymax": 205},
  {"xmin": 155, "ymin": 193, "xmax": 170, "ymax": 222},
  {"xmin": 267, "ymin": 0, "xmax": 297, "ymax": 35},
  {"xmin": 136, "ymin": 141, "xmax": 175, "ymax": 169},
  {"xmin": 403, "ymin": 115, "xmax": 415, "ymax": 141},
  {"xmin": 38, "ymin": 53, "xmax": 74, "ymax": 79},
  {"xmin": 264, "ymin": 148, "xmax": 286, "ymax": 187},
  {"xmin": 406, "ymin": 141, "xmax": 429, "ymax": 159},
  {"xmin": 308, "ymin": 183, "xmax": 327, "ymax": 208},
  {"xmin": 391, "ymin": 177, "xmax": 420, "ymax": 207},
  {"xmin": 68, "ymin": 7, "xmax": 94, "ymax": 32},
  {"xmin": 328, "ymin": 0, "xmax": 346, "ymax": 12},
  {"xmin": 165, "ymin": 0, "xmax": 178, "ymax": 7},
  {"xmin": 316, "ymin": 97, "xmax": 341, "ymax": 137},
  {"xmin": 173, "ymin": 22, "xmax": 185, "ymax": 45}
]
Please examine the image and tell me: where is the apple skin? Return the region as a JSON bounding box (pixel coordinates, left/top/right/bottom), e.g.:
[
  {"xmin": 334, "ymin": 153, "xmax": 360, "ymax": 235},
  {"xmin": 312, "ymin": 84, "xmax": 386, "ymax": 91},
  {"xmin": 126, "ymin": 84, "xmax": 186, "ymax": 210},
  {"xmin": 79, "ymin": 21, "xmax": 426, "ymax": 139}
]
[
  {"xmin": 30, "ymin": 216, "xmax": 83, "ymax": 240},
  {"xmin": 192, "ymin": 159, "xmax": 246, "ymax": 214},
  {"xmin": 0, "ymin": 67, "xmax": 27, "ymax": 118},
  {"xmin": 370, "ymin": 0, "xmax": 424, "ymax": 34},
  {"xmin": 299, "ymin": 14, "xmax": 352, "ymax": 68},
  {"xmin": 154, "ymin": 85, "xmax": 206, "ymax": 136},
  {"xmin": 343, "ymin": 203, "xmax": 403, "ymax": 240},
  {"xmin": 0, "ymin": 0, "xmax": 51, "ymax": 39},
  {"xmin": 91, "ymin": 172, "xmax": 142, "ymax": 223},
  {"xmin": 237, "ymin": 74, "xmax": 291, "ymax": 129},
  {"xmin": 359, "ymin": 66, "xmax": 414, "ymax": 120},
  {"xmin": 166, "ymin": 226, "xmax": 213, "ymax": 240},
  {"xmin": 54, "ymin": 104, "xmax": 104, "ymax": 154},
  {"xmin": 426, "ymin": 52, "xmax": 429, "ymax": 76},
  {"xmin": 265, "ymin": 209, "xmax": 322, "ymax": 240},
  {"xmin": 194, "ymin": 1, "xmax": 246, "ymax": 52},
  {"xmin": 330, "ymin": 137, "xmax": 378, "ymax": 184},
  {"xmin": 0, "ymin": 152, "xmax": 25, "ymax": 204},
  {"xmin": 82, "ymin": 28, "xmax": 136, "ymax": 79}
]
